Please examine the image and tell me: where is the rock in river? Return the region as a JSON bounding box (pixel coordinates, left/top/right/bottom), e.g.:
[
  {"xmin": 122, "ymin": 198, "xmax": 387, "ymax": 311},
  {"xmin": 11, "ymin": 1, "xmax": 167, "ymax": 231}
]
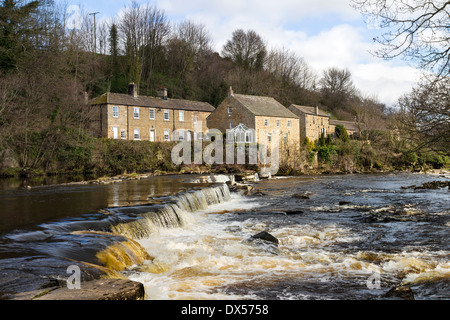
[{"xmin": 250, "ymin": 231, "xmax": 279, "ymax": 246}]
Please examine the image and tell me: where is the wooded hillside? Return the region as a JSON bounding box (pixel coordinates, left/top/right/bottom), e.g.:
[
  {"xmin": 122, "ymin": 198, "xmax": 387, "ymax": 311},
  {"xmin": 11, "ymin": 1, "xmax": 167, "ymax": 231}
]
[{"xmin": 0, "ymin": 0, "xmax": 447, "ymax": 176}]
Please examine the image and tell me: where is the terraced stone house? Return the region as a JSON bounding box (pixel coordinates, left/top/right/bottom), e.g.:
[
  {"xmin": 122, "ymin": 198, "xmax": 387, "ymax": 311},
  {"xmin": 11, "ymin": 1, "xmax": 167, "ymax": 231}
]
[{"xmin": 90, "ymin": 84, "xmax": 215, "ymax": 142}]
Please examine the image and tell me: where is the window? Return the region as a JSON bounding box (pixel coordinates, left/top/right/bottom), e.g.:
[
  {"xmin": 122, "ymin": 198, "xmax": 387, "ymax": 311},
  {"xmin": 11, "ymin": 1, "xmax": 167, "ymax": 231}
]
[
  {"xmin": 264, "ymin": 119, "xmax": 269, "ymax": 127},
  {"xmin": 179, "ymin": 111, "xmax": 184, "ymax": 122},
  {"xmin": 230, "ymin": 122, "xmax": 233, "ymax": 129},
  {"xmin": 164, "ymin": 130, "xmax": 170, "ymax": 141},
  {"xmin": 321, "ymin": 118, "xmax": 323, "ymax": 125},
  {"xmin": 164, "ymin": 110, "xmax": 170, "ymax": 121},
  {"xmin": 276, "ymin": 120, "xmax": 280, "ymax": 127},
  {"xmin": 268, "ymin": 133, "xmax": 272, "ymax": 142},
  {"xmin": 149, "ymin": 109, "xmax": 155, "ymax": 120},
  {"xmin": 287, "ymin": 120, "xmax": 291, "ymax": 128},
  {"xmin": 134, "ymin": 129, "xmax": 140, "ymax": 140},
  {"xmin": 112, "ymin": 106, "xmax": 119, "ymax": 118},
  {"xmin": 193, "ymin": 116, "xmax": 198, "ymax": 124},
  {"xmin": 120, "ymin": 130, "xmax": 126, "ymax": 140},
  {"xmin": 228, "ymin": 106, "xmax": 232, "ymax": 114},
  {"xmin": 284, "ymin": 133, "xmax": 288, "ymax": 144},
  {"xmin": 134, "ymin": 107, "xmax": 140, "ymax": 119},
  {"xmin": 179, "ymin": 131, "xmax": 185, "ymax": 141}
]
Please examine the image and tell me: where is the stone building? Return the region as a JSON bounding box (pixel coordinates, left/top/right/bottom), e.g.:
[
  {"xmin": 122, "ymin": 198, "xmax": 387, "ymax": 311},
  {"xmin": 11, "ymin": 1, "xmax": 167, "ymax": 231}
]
[
  {"xmin": 288, "ymin": 104, "xmax": 331, "ymax": 143},
  {"xmin": 329, "ymin": 120, "xmax": 360, "ymax": 138},
  {"xmin": 207, "ymin": 87, "xmax": 301, "ymax": 166},
  {"xmin": 89, "ymin": 84, "xmax": 215, "ymax": 142}
]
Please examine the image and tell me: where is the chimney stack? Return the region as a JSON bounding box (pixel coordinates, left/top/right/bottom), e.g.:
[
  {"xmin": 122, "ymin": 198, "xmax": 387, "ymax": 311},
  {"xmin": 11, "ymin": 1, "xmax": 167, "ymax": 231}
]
[
  {"xmin": 315, "ymin": 105, "xmax": 319, "ymax": 115},
  {"xmin": 228, "ymin": 86, "xmax": 234, "ymax": 96},
  {"xmin": 158, "ymin": 87, "xmax": 168, "ymax": 100},
  {"xmin": 128, "ymin": 83, "xmax": 138, "ymax": 98}
]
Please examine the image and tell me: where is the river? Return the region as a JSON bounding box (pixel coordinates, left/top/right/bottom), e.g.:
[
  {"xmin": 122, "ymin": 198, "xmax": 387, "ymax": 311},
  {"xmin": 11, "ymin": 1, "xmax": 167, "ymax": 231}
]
[{"xmin": 0, "ymin": 173, "xmax": 449, "ymax": 300}]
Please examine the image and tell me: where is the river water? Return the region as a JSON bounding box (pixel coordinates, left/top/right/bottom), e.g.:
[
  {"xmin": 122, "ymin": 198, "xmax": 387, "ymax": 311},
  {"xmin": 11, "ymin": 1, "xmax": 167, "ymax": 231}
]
[{"xmin": 0, "ymin": 173, "xmax": 449, "ymax": 300}]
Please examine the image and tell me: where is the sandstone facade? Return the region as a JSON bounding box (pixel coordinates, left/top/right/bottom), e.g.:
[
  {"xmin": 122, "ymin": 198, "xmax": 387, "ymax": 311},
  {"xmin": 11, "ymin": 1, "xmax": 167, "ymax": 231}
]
[{"xmin": 90, "ymin": 84, "xmax": 214, "ymax": 142}]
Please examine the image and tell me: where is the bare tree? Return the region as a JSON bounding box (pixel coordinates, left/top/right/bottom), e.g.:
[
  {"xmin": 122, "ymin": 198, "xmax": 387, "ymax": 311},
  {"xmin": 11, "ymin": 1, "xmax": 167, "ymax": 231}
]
[
  {"xmin": 351, "ymin": 0, "xmax": 450, "ymax": 77},
  {"xmin": 166, "ymin": 20, "xmax": 213, "ymax": 97},
  {"xmin": 352, "ymin": 1, "xmax": 449, "ymax": 152},
  {"xmin": 319, "ymin": 67, "xmax": 356, "ymax": 113},
  {"xmin": 222, "ymin": 29, "xmax": 267, "ymax": 71},
  {"xmin": 173, "ymin": 20, "xmax": 212, "ymax": 59},
  {"xmin": 265, "ymin": 47, "xmax": 316, "ymax": 90},
  {"xmin": 397, "ymin": 75, "xmax": 450, "ymax": 151},
  {"xmin": 119, "ymin": 1, "xmax": 170, "ymax": 92}
]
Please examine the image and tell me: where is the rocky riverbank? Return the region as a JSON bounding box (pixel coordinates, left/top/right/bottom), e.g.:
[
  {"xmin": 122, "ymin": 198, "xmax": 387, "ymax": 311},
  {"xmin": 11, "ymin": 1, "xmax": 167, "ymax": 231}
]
[{"xmin": 12, "ymin": 279, "xmax": 145, "ymax": 300}]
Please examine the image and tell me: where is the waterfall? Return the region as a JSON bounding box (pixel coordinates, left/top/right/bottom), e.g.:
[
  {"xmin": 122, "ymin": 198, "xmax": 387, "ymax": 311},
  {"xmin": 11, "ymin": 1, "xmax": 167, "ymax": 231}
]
[{"xmin": 111, "ymin": 184, "xmax": 231, "ymax": 240}]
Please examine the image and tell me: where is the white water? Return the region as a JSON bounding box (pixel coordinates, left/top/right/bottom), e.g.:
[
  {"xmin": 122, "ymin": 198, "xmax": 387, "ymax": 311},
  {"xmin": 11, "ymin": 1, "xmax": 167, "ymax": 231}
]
[
  {"xmin": 122, "ymin": 175, "xmax": 450, "ymax": 300},
  {"xmin": 127, "ymin": 193, "xmax": 265, "ymax": 299},
  {"xmin": 125, "ymin": 192, "xmax": 379, "ymax": 300}
]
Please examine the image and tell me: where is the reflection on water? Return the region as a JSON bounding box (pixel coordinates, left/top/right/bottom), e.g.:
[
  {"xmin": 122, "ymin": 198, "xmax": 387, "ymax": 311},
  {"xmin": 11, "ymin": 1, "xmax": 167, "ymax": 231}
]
[{"xmin": 0, "ymin": 175, "xmax": 212, "ymax": 234}]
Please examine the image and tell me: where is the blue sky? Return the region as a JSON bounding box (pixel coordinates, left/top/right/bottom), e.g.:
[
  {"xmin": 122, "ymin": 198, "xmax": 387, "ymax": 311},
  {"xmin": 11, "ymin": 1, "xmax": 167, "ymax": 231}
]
[{"xmin": 61, "ymin": 0, "xmax": 419, "ymax": 106}]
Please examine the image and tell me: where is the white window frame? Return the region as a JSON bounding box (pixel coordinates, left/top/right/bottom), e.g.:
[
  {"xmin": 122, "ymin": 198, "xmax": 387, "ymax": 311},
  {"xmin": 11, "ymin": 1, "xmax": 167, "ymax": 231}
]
[
  {"xmin": 120, "ymin": 130, "xmax": 126, "ymax": 140},
  {"xmin": 287, "ymin": 120, "xmax": 291, "ymax": 128},
  {"xmin": 276, "ymin": 119, "xmax": 281, "ymax": 127},
  {"xmin": 133, "ymin": 107, "xmax": 140, "ymax": 119},
  {"xmin": 134, "ymin": 129, "xmax": 140, "ymax": 140},
  {"xmin": 264, "ymin": 119, "xmax": 269, "ymax": 127},
  {"xmin": 164, "ymin": 110, "xmax": 170, "ymax": 121},
  {"xmin": 228, "ymin": 106, "xmax": 232, "ymax": 114},
  {"xmin": 149, "ymin": 108, "xmax": 155, "ymax": 120},
  {"xmin": 112, "ymin": 106, "xmax": 119, "ymax": 118},
  {"xmin": 193, "ymin": 116, "xmax": 198, "ymax": 124},
  {"xmin": 268, "ymin": 133, "xmax": 272, "ymax": 142},
  {"xmin": 164, "ymin": 130, "xmax": 170, "ymax": 141}
]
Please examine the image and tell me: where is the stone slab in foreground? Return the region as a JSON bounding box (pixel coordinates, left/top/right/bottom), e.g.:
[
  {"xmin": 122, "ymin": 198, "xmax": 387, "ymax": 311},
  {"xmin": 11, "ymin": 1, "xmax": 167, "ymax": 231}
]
[{"xmin": 13, "ymin": 279, "xmax": 145, "ymax": 300}]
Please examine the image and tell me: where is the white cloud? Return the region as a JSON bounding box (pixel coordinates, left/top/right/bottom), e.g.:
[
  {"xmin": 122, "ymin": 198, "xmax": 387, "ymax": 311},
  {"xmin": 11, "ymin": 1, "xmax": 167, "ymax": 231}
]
[{"xmin": 352, "ymin": 63, "xmax": 419, "ymax": 105}]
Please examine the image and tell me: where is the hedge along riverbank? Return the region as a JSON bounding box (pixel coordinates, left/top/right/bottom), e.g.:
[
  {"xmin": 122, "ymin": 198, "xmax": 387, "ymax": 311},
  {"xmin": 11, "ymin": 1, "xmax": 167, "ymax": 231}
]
[{"xmin": 1, "ymin": 135, "xmax": 449, "ymax": 179}]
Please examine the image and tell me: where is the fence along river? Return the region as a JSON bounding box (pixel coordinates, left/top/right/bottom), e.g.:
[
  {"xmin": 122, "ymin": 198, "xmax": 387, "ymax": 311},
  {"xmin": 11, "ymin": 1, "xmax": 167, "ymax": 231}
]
[{"xmin": 0, "ymin": 173, "xmax": 449, "ymax": 299}]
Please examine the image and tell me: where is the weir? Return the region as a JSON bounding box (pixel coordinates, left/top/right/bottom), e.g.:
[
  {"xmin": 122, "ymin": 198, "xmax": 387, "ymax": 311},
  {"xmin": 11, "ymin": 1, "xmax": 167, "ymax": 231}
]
[{"xmin": 111, "ymin": 184, "xmax": 231, "ymax": 240}]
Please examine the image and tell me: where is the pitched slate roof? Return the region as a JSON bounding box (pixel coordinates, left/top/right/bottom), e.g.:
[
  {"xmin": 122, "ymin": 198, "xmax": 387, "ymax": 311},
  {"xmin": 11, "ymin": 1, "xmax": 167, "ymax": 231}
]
[
  {"xmin": 90, "ymin": 92, "xmax": 215, "ymax": 113},
  {"xmin": 289, "ymin": 104, "xmax": 329, "ymax": 117},
  {"xmin": 232, "ymin": 94, "xmax": 299, "ymax": 119},
  {"xmin": 330, "ymin": 120, "xmax": 360, "ymax": 132}
]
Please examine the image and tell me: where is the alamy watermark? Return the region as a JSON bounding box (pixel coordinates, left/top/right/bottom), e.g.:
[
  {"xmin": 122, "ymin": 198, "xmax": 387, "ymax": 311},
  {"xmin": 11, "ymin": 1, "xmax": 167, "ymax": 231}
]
[
  {"xmin": 366, "ymin": 272, "xmax": 381, "ymax": 290},
  {"xmin": 171, "ymin": 126, "xmax": 280, "ymax": 175},
  {"xmin": 67, "ymin": 265, "xmax": 81, "ymax": 290}
]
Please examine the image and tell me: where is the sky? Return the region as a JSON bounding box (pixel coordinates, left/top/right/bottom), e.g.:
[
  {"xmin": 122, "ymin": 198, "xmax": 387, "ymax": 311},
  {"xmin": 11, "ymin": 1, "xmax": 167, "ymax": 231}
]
[{"xmin": 61, "ymin": 0, "xmax": 420, "ymax": 106}]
